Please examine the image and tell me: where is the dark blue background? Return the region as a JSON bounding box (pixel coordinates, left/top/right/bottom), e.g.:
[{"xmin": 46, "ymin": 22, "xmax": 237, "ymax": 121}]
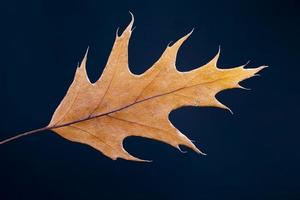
[{"xmin": 0, "ymin": 0, "xmax": 299, "ymax": 199}]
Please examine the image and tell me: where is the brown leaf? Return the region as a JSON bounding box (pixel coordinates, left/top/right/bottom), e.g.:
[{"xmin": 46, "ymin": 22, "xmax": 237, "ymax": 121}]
[{"xmin": 48, "ymin": 14, "xmax": 266, "ymax": 161}]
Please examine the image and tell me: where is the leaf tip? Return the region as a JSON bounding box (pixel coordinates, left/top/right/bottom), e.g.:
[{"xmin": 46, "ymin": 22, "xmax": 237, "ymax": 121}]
[
  {"xmin": 242, "ymin": 60, "xmax": 251, "ymax": 68},
  {"xmin": 126, "ymin": 11, "xmax": 135, "ymax": 32},
  {"xmin": 168, "ymin": 28, "xmax": 193, "ymax": 49},
  {"xmin": 258, "ymin": 65, "xmax": 269, "ymax": 72},
  {"xmin": 115, "ymin": 12, "xmax": 135, "ymax": 39},
  {"xmin": 81, "ymin": 46, "xmax": 89, "ymax": 67},
  {"xmin": 238, "ymin": 84, "xmax": 251, "ymax": 90},
  {"xmin": 194, "ymin": 147, "xmax": 207, "ymax": 156},
  {"xmin": 115, "ymin": 27, "xmax": 120, "ymax": 38},
  {"xmin": 249, "ymin": 65, "xmax": 269, "ymax": 77},
  {"xmin": 205, "ymin": 46, "xmax": 221, "ymax": 68},
  {"xmin": 186, "ymin": 141, "xmax": 207, "ymax": 155},
  {"xmin": 187, "ymin": 27, "xmax": 194, "ymax": 37},
  {"xmin": 177, "ymin": 145, "xmax": 188, "ymax": 153},
  {"xmin": 223, "ymin": 104, "xmax": 234, "ymax": 115}
]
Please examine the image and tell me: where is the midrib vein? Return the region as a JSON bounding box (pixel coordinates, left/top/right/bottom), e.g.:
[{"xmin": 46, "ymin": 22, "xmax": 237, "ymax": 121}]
[{"xmin": 49, "ymin": 76, "xmax": 231, "ymax": 130}]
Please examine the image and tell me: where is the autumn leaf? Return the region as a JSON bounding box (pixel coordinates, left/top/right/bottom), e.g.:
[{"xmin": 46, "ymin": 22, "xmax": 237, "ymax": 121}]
[{"xmin": 0, "ymin": 14, "xmax": 266, "ymax": 161}]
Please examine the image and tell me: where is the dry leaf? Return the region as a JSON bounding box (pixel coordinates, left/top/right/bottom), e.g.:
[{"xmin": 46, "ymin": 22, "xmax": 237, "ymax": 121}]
[{"xmin": 1, "ymin": 14, "xmax": 266, "ymax": 161}]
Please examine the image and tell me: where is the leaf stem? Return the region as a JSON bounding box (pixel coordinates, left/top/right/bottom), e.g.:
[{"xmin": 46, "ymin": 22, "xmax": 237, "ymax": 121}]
[{"xmin": 0, "ymin": 126, "xmax": 51, "ymax": 145}]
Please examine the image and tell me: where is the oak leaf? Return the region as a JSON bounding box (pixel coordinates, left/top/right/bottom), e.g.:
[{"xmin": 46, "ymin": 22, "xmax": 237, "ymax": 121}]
[{"xmin": 1, "ymin": 14, "xmax": 266, "ymax": 161}]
